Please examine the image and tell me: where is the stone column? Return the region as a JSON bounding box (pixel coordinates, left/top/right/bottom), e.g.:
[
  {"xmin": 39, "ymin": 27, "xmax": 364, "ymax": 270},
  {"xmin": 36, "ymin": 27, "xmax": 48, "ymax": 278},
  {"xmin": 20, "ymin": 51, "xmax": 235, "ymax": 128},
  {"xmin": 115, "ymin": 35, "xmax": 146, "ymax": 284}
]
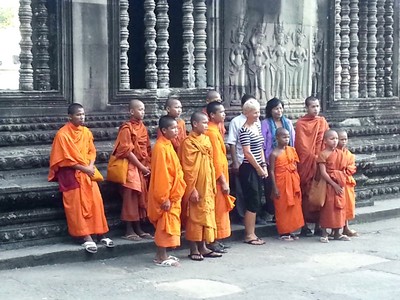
[
  {"xmin": 72, "ymin": 0, "xmax": 109, "ymax": 111},
  {"xmin": 19, "ymin": 0, "xmax": 34, "ymax": 91}
]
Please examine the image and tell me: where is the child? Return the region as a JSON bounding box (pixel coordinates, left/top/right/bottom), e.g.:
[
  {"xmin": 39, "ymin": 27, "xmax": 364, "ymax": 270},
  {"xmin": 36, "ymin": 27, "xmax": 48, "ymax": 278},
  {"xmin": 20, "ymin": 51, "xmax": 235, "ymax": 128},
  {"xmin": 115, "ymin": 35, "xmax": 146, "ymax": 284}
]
[
  {"xmin": 157, "ymin": 97, "xmax": 187, "ymax": 153},
  {"xmin": 111, "ymin": 99, "xmax": 153, "ymax": 241},
  {"xmin": 49, "ymin": 103, "xmax": 113, "ymax": 253},
  {"xmin": 203, "ymin": 90, "xmax": 226, "ymax": 135},
  {"xmin": 317, "ymin": 130, "xmax": 350, "ymax": 243},
  {"xmin": 337, "ymin": 129, "xmax": 358, "ymax": 237},
  {"xmin": 205, "ymin": 101, "xmax": 235, "ymax": 253},
  {"xmin": 295, "ymin": 96, "xmax": 329, "ymax": 236},
  {"xmin": 269, "ymin": 128, "xmax": 304, "ymax": 241},
  {"xmin": 148, "ymin": 116, "xmax": 187, "ymax": 267},
  {"xmin": 180, "ymin": 112, "xmax": 222, "ymax": 260}
]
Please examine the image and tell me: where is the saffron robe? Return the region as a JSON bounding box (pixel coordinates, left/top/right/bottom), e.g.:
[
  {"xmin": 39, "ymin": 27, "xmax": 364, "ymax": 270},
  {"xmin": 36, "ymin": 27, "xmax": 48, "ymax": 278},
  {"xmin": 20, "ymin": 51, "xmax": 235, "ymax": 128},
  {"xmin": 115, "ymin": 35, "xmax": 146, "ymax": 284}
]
[
  {"xmin": 157, "ymin": 118, "xmax": 187, "ymax": 153},
  {"xmin": 48, "ymin": 122, "xmax": 109, "ymax": 237},
  {"xmin": 317, "ymin": 149, "xmax": 347, "ymax": 229},
  {"xmin": 180, "ymin": 132, "xmax": 217, "ymax": 243},
  {"xmin": 205, "ymin": 122, "xmax": 235, "ymax": 239},
  {"xmin": 272, "ymin": 146, "xmax": 305, "ymax": 235},
  {"xmin": 147, "ymin": 135, "xmax": 187, "ymax": 248},
  {"xmin": 202, "ymin": 107, "xmax": 226, "ymax": 135},
  {"xmin": 295, "ymin": 115, "xmax": 329, "ymax": 223},
  {"xmin": 343, "ymin": 148, "xmax": 357, "ymax": 220},
  {"xmin": 113, "ymin": 120, "xmax": 151, "ymax": 221}
]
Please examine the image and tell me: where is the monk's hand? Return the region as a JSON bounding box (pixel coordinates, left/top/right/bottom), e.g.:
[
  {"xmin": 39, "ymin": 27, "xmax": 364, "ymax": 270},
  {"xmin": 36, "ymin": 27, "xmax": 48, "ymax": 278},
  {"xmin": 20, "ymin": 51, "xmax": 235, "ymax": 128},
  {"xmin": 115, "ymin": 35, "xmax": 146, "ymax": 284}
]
[
  {"xmin": 273, "ymin": 187, "xmax": 280, "ymax": 199},
  {"xmin": 161, "ymin": 199, "xmax": 171, "ymax": 211},
  {"xmin": 334, "ymin": 184, "xmax": 344, "ymax": 195},
  {"xmin": 189, "ymin": 189, "xmax": 199, "ymax": 203},
  {"xmin": 83, "ymin": 165, "xmax": 95, "ymax": 177},
  {"xmin": 141, "ymin": 166, "xmax": 151, "ymax": 177},
  {"xmin": 221, "ymin": 182, "xmax": 230, "ymax": 195}
]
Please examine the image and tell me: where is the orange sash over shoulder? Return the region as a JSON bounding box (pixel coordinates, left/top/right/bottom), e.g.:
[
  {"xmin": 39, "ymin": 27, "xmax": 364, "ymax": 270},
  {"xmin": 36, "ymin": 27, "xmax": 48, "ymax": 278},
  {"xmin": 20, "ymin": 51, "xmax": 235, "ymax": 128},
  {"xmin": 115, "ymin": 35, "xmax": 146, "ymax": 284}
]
[
  {"xmin": 343, "ymin": 148, "xmax": 357, "ymax": 220},
  {"xmin": 157, "ymin": 118, "xmax": 187, "ymax": 153}
]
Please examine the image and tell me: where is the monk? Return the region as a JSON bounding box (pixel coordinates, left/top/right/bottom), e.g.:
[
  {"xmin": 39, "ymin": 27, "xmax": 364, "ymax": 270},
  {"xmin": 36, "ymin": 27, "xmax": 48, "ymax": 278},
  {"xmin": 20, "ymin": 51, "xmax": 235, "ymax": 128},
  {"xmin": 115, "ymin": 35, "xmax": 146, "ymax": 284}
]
[
  {"xmin": 269, "ymin": 128, "xmax": 304, "ymax": 241},
  {"xmin": 180, "ymin": 112, "xmax": 222, "ymax": 260},
  {"xmin": 148, "ymin": 116, "xmax": 187, "ymax": 267},
  {"xmin": 48, "ymin": 103, "xmax": 113, "ymax": 254},
  {"xmin": 295, "ymin": 96, "xmax": 329, "ymax": 236},
  {"xmin": 111, "ymin": 99, "xmax": 153, "ymax": 241},
  {"xmin": 317, "ymin": 130, "xmax": 350, "ymax": 243},
  {"xmin": 337, "ymin": 129, "xmax": 358, "ymax": 237},
  {"xmin": 202, "ymin": 90, "xmax": 226, "ymax": 135},
  {"xmin": 205, "ymin": 101, "xmax": 235, "ymax": 253},
  {"xmin": 156, "ymin": 97, "xmax": 187, "ymax": 153}
]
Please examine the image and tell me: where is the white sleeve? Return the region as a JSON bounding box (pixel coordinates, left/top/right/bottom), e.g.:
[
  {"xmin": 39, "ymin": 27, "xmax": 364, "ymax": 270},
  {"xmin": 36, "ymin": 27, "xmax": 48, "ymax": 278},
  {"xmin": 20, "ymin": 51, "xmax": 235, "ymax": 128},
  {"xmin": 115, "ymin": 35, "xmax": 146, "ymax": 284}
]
[{"xmin": 226, "ymin": 118, "xmax": 239, "ymax": 145}]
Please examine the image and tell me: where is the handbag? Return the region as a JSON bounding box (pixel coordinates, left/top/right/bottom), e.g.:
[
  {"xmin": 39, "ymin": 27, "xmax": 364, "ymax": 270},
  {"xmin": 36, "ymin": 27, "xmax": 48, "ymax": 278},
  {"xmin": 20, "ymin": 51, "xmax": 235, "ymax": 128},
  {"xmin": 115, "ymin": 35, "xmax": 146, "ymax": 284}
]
[
  {"xmin": 90, "ymin": 166, "xmax": 104, "ymax": 182},
  {"xmin": 106, "ymin": 154, "xmax": 129, "ymax": 184},
  {"xmin": 308, "ymin": 177, "xmax": 327, "ymax": 210}
]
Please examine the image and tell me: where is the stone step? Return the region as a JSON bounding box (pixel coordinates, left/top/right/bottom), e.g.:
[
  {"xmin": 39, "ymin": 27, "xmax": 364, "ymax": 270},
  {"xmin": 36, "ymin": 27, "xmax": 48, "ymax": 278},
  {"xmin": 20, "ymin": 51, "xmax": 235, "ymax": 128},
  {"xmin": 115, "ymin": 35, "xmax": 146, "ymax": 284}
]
[{"xmin": 0, "ymin": 198, "xmax": 399, "ymax": 270}]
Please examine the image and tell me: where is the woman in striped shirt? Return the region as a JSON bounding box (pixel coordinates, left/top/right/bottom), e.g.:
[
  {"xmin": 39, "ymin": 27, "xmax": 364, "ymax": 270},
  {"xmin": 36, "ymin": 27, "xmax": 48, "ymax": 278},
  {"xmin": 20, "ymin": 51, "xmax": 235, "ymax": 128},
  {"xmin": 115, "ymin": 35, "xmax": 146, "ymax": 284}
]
[{"xmin": 239, "ymin": 99, "xmax": 268, "ymax": 245}]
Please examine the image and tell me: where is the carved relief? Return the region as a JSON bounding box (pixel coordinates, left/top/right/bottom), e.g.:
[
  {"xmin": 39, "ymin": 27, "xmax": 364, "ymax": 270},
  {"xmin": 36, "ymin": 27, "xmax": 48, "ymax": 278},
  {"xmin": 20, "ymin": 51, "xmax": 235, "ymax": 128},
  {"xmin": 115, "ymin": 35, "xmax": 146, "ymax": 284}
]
[
  {"xmin": 289, "ymin": 27, "xmax": 308, "ymax": 99},
  {"xmin": 311, "ymin": 32, "xmax": 323, "ymax": 98}
]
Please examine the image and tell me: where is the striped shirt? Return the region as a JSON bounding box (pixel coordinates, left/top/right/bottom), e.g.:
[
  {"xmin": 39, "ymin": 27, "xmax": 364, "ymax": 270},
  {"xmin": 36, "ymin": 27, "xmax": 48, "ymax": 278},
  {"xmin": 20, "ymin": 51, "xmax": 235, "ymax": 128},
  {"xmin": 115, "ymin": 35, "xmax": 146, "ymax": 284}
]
[{"xmin": 239, "ymin": 123, "xmax": 264, "ymax": 165}]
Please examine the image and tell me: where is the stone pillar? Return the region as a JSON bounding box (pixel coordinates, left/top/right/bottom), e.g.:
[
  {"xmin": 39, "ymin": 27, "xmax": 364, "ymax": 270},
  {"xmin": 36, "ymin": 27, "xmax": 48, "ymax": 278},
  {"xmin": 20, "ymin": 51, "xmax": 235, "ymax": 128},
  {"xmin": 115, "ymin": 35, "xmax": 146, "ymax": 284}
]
[{"xmin": 72, "ymin": 0, "xmax": 109, "ymax": 112}]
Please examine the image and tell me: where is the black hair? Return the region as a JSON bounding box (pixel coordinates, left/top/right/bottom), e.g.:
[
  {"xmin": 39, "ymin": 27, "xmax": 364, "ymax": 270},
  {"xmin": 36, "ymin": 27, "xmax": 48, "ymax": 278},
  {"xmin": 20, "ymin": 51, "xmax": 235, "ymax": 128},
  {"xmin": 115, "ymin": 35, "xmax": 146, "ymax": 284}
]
[
  {"xmin": 305, "ymin": 96, "xmax": 319, "ymax": 107},
  {"xmin": 68, "ymin": 103, "xmax": 84, "ymax": 115},
  {"xmin": 158, "ymin": 115, "xmax": 177, "ymax": 130},
  {"xmin": 241, "ymin": 94, "xmax": 255, "ymax": 106},
  {"xmin": 206, "ymin": 101, "xmax": 223, "ymax": 117},
  {"xmin": 265, "ymin": 98, "xmax": 284, "ymax": 118},
  {"xmin": 190, "ymin": 111, "xmax": 208, "ymax": 127}
]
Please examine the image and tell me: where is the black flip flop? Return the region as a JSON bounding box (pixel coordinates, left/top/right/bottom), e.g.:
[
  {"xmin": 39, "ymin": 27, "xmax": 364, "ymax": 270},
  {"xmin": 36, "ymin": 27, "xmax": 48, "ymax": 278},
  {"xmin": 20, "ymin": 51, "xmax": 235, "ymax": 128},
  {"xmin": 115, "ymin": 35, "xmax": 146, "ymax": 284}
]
[
  {"xmin": 202, "ymin": 251, "xmax": 223, "ymax": 258},
  {"xmin": 188, "ymin": 253, "xmax": 204, "ymax": 261}
]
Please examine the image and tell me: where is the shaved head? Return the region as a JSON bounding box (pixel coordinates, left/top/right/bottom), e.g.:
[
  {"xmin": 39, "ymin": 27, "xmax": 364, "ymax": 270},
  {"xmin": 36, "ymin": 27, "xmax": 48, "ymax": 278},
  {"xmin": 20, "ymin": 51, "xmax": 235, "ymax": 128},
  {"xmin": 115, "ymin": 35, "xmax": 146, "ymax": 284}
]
[
  {"xmin": 68, "ymin": 103, "xmax": 84, "ymax": 115},
  {"xmin": 206, "ymin": 90, "xmax": 222, "ymax": 103},
  {"xmin": 190, "ymin": 111, "xmax": 208, "ymax": 127},
  {"xmin": 337, "ymin": 129, "xmax": 348, "ymax": 136},
  {"xmin": 324, "ymin": 129, "xmax": 338, "ymax": 140},
  {"xmin": 159, "ymin": 115, "xmax": 176, "ymax": 130},
  {"xmin": 129, "ymin": 99, "xmax": 144, "ymax": 110},
  {"xmin": 276, "ymin": 127, "xmax": 289, "ymax": 137},
  {"xmin": 165, "ymin": 97, "xmax": 180, "ymax": 109}
]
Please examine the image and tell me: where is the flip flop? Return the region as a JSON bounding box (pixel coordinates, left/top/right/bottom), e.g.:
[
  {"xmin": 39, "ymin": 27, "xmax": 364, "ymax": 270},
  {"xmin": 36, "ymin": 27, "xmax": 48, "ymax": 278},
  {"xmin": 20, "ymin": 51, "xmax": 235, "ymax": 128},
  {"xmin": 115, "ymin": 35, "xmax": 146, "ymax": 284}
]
[
  {"xmin": 290, "ymin": 234, "xmax": 299, "ymax": 240},
  {"xmin": 168, "ymin": 255, "xmax": 180, "ymax": 262},
  {"xmin": 279, "ymin": 235, "xmax": 294, "ymax": 241},
  {"xmin": 121, "ymin": 234, "xmax": 142, "ymax": 241},
  {"xmin": 82, "ymin": 241, "xmax": 97, "ymax": 253},
  {"xmin": 344, "ymin": 230, "xmax": 359, "ymax": 237},
  {"xmin": 202, "ymin": 251, "xmax": 223, "ymax": 258},
  {"xmin": 319, "ymin": 236, "xmax": 329, "ymax": 243},
  {"xmin": 334, "ymin": 234, "xmax": 351, "ymax": 241},
  {"xmin": 99, "ymin": 237, "xmax": 115, "ymax": 248},
  {"xmin": 155, "ymin": 258, "xmax": 180, "ymax": 267},
  {"xmin": 244, "ymin": 238, "xmax": 265, "ymax": 245},
  {"xmin": 188, "ymin": 253, "xmax": 204, "ymax": 261},
  {"xmin": 139, "ymin": 233, "xmax": 154, "ymax": 240}
]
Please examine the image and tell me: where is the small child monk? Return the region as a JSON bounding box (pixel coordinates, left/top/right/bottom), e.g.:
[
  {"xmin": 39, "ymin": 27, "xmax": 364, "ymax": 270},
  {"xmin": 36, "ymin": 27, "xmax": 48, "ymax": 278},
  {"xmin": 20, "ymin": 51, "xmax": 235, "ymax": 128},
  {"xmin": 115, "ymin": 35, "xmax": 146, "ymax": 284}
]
[
  {"xmin": 180, "ymin": 112, "xmax": 222, "ymax": 260},
  {"xmin": 49, "ymin": 103, "xmax": 113, "ymax": 254},
  {"xmin": 337, "ymin": 129, "xmax": 358, "ymax": 237},
  {"xmin": 205, "ymin": 101, "xmax": 235, "ymax": 253},
  {"xmin": 111, "ymin": 99, "xmax": 153, "ymax": 241},
  {"xmin": 157, "ymin": 97, "xmax": 187, "ymax": 153},
  {"xmin": 148, "ymin": 116, "xmax": 187, "ymax": 267},
  {"xmin": 269, "ymin": 128, "xmax": 304, "ymax": 241},
  {"xmin": 317, "ymin": 130, "xmax": 351, "ymax": 243},
  {"xmin": 202, "ymin": 90, "xmax": 226, "ymax": 135}
]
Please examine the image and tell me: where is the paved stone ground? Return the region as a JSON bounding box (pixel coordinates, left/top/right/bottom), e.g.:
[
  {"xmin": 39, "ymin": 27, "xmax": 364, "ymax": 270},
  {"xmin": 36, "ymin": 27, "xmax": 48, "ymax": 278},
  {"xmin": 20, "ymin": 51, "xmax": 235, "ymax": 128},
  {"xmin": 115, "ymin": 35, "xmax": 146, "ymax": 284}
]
[{"xmin": 1, "ymin": 218, "xmax": 399, "ymax": 300}]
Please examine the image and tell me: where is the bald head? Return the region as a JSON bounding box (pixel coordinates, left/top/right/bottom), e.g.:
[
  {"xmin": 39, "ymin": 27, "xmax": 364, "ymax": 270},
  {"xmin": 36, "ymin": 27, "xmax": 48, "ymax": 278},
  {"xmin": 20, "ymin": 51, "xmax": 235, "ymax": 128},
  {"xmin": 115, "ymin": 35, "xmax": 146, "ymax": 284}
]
[
  {"xmin": 165, "ymin": 97, "xmax": 180, "ymax": 109},
  {"xmin": 129, "ymin": 99, "xmax": 145, "ymax": 120},
  {"xmin": 276, "ymin": 127, "xmax": 289, "ymax": 137},
  {"xmin": 129, "ymin": 99, "xmax": 144, "ymax": 110},
  {"xmin": 323, "ymin": 129, "xmax": 338, "ymax": 140},
  {"xmin": 190, "ymin": 111, "xmax": 208, "ymax": 127},
  {"xmin": 206, "ymin": 90, "xmax": 222, "ymax": 104}
]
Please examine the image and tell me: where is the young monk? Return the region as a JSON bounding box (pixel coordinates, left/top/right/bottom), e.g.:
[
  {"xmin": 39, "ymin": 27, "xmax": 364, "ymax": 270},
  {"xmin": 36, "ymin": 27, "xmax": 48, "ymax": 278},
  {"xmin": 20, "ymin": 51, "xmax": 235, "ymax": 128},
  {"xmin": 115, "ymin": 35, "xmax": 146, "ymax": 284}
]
[
  {"xmin": 202, "ymin": 90, "xmax": 226, "ymax": 135},
  {"xmin": 48, "ymin": 103, "xmax": 113, "ymax": 254},
  {"xmin": 295, "ymin": 96, "xmax": 329, "ymax": 236},
  {"xmin": 269, "ymin": 128, "xmax": 304, "ymax": 241},
  {"xmin": 111, "ymin": 99, "xmax": 153, "ymax": 241},
  {"xmin": 148, "ymin": 116, "xmax": 187, "ymax": 267},
  {"xmin": 180, "ymin": 112, "xmax": 223, "ymax": 260},
  {"xmin": 156, "ymin": 97, "xmax": 187, "ymax": 153},
  {"xmin": 337, "ymin": 129, "xmax": 358, "ymax": 237},
  {"xmin": 205, "ymin": 101, "xmax": 235, "ymax": 252},
  {"xmin": 317, "ymin": 130, "xmax": 350, "ymax": 243}
]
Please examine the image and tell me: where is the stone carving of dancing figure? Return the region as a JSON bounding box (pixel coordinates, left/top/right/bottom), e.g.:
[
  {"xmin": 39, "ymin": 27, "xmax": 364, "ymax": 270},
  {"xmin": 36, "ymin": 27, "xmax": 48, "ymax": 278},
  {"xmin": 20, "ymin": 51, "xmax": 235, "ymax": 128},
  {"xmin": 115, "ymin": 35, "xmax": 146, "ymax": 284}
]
[
  {"xmin": 248, "ymin": 22, "xmax": 269, "ymax": 101},
  {"xmin": 311, "ymin": 33, "xmax": 323, "ymax": 97},
  {"xmin": 229, "ymin": 17, "xmax": 248, "ymax": 102},
  {"xmin": 289, "ymin": 27, "xmax": 308, "ymax": 99},
  {"xmin": 269, "ymin": 23, "xmax": 290, "ymax": 100}
]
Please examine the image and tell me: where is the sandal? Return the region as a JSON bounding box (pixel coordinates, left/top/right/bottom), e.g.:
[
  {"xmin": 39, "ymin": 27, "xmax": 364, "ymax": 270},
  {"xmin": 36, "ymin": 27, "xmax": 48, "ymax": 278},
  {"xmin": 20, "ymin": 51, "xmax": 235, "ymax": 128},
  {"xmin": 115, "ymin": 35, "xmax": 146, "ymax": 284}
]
[
  {"xmin": 244, "ymin": 238, "xmax": 266, "ymax": 245},
  {"xmin": 343, "ymin": 230, "xmax": 359, "ymax": 237},
  {"xmin": 155, "ymin": 258, "xmax": 180, "ymax": 267},
  {"xmin": 139, "ymin": 233, "xmax": 154, "ymax": 240},
  {"xmin": 334, "ymin": 234, "xmax": 351, "ymax": 241},
  {"xmin": 121, "ymin": 234, "xmax": 142, "ymax": 241},
  {"xmin": 279, "ymin": 235, "xmax": 294, "ymax": 241},
  {"xmin": 188, "ymin": 253, "xmax": 204, "ymax": 261},
  {"xmin": 82, "ymin": 241, "xmax": 97, "ymax": 253},
  {"xmin": 290, "ymin": 234, "xmax": 299, "ymax": 240},
  {"xmin": 300, "ymin": 227, "xmax": 313, "ymax": 237},
  {"xmin": 319, "ymin": 236, "xmax": 329, "ymax": 243},
  {"xmin": 99, "ymin": 237, "xmax": 115, "ymax": 248},
  {"xmin": 202, "ymin": 251, "xmax": 223, "ymax": 258}
]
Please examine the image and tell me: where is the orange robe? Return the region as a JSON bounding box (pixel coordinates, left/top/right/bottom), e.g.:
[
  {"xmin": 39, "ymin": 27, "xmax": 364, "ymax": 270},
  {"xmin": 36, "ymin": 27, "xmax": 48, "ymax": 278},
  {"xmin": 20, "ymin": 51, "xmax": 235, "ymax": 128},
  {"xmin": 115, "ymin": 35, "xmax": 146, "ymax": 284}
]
[
  {"xmin": 202, "ymin": 107, "xmax": 226, "ymax": 135},
  {"xmin": 343, "ymin": 148, "xmax": 357, "ymax": 220},
  {"xmin": 157, "ymin": 118, "xmax": 187, "ymax": 153},
  {"xmin": 180, "ymin": 132, "xmax": 217, "ymax": 243},
  {"xmin": 113, "ymin": 120, "xmax": 151, "ymax": 221},
  {"xmin": 317, "ymin": 149, "xmax": 347, "ymax": 229},
  {"xmin": 147, "ymin": 135, "xmax": 187, "ymax": 248},
  {"xmin": 205, "ymin": 122, "xmax": 235, "ymax": 239},
  {"xmin": 272, "ymin": 146, "xmax": 305, "ymax": 235},
  {"xmin": 295, "ymin": 115, "xmax": 329, "ymax": 223},
  {"xmin": 48, "ymin": 122, "xmax": 109, "ymax": 237}
]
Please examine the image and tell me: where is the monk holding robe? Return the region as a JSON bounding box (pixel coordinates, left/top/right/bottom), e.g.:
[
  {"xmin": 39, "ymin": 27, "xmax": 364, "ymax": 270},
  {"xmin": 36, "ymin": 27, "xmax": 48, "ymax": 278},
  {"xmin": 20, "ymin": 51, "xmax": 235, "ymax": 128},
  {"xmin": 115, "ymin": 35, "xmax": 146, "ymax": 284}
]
[
  {"xmin": 205, "ymin": 102, "xmax": 235, "ymax": 252},
  {"xmin": 202, "ymin": 90, "xmax": 226, "ymax": 135},
  {"xmin": 337, "ymin": 130, "xmax": 358, "ymax": 237},
  {"xmin": 48, "ymin": 103, "xmax": 113, "ymax": 254},
  {"xmin": 180, "ymin": 112, "xmax": 223, "ymax": 260},
  {"xmin": 317, "ymin": 130, "xmax": 351, "ymax": 243},
  {"xmin": 112, "ymin": 100, "xmax": 153, "ymax": 241},
  {"xmin": 148, "ymin": 116, "xmax": 187, "ymax": 267},
  {"xmin": 295, "ymin": 96, "xmax": 329, "ymax": 236},
  {"xmin": 269, "ymin": 128, "xmax": 304, "ymax": 241},
  {"xmin": 156, "ymin": 97, "xmax": 187, "ymax": 153}
]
